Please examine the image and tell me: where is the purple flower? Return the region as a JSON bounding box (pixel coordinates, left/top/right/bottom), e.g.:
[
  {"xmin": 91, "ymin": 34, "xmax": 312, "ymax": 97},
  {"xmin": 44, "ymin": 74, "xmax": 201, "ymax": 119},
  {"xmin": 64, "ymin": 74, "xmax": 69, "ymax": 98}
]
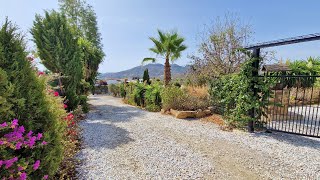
[
  {"xmin": 37, "ymin": 133, "xmax": 43, "ymax": 140},
  {"xmin": 33, "ymin": 160, "xmax": 40, "ymax": 170},
  {"xmin": 16, "ymin": 142, "xmax": 23, "ymax": 150},
  {"xmin": 0, "ymin": 140, "xmax": 4, "ymax": 145},
  {"xmin": 19, "ymin": 172, "xmax": 27, "ymax": 180},
  {"xmin": 18, "ymin": 166, "xmax": 24, "ymax": 171},
  {"xmin": 28, "ymin": 136, "xmax": 36, "ymax": 148},
  {"xmin": 43, "ymin": 175, "xmax": 48, "ymax": 180},
  {"xmin": 18, "ymin": 126, "xmax": 25, "ymax": 133},
  {"xmin": 42, "ymin": 141, "xmax": 47, "ymax": 145},
  {"xmin": 11, "ymin": 119, "xmax": 18, "ymax": 128},
  {"xmin": 5, "ymin": 157, "xmax": 18, "ymax": 169},
  {"xmin": 27, "ymin": 131, "xmax": 33, "ymax": 138},
  {"xmin": 0, "ymin": 160, "xmax": 3, "ymax": 167},
  {"xmin": 0, "ymin": 122, "xmax": 7, "ymax": 128}
]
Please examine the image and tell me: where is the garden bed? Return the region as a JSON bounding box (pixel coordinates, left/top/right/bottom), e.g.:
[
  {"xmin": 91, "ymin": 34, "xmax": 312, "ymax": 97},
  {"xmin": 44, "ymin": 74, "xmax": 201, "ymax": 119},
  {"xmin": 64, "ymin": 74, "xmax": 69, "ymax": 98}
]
[{"xmin": 163, "ymin": 108, "xmax": 212, "ymax": 119}]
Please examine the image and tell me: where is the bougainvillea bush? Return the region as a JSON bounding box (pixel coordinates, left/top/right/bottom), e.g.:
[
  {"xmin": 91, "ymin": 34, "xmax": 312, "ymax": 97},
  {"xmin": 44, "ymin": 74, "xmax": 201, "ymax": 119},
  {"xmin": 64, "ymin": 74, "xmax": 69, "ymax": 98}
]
[
  {"xmin": 0, "ymin": 119, "xmax": 48, "ymax": 179},
  {"xmin": 0, "ymin": 19, "xmax": 67, "ymax": 178}
]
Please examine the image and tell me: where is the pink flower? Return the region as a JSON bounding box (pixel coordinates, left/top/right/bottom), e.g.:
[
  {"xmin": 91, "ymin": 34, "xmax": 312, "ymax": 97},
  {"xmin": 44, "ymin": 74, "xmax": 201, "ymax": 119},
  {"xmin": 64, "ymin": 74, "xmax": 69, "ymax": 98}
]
[
  {"xmin": 16, "ymin": 142, "xmax": 23, "ymax": 150},
  {"xmin": 0, "ymin": 140, "xmax": 4, "ymax": 145},
  {"xmin": 28, "ymin": 136, "xmax": 36, "ymax": 148},
  {"xmin": 18, "ymin": 166, "xmax": 24, "ymax": 171},
  {"xmin": 43, "ymin": 175, "xmax": 48, "ymax": 180},
  {"xmin": 54, "ymin": 91, "xmax": 59, "ymax": 97},
  {"xmin": 11, "ymin": 119, "xmax": 18, "ymax": 128},
  {"xmin": 42, "ymin": 141, "xmax": 47, "ymax": 145},
  {"xmin": 63, "ymin": 104, "xmax": 68, "ymax": 109},
  {"xmin": 27, "ymin": 131, "xmax": 33, "ymax": 138},
  {"xmin": 18, "ymin": 126, "xmax": 25, "ymax": 133},
  {"xmin": 0, "ymin": 122, "xmax": 7, "ymax": 128},
  {"xmin": 19, "ymin": 172, "xmax": 27, "ymax": 180},
  {"xmin": 38, "ymin": 71, "xmax": 44, "ymax": 76},
  {"xmin": 37, "ymin": 133, "xmax": 43, "ymax": 140},
  {"xmin": 0, "ymin": 160, "xmax": 3, "ymax": 167},
  {"xmin": 5, "ymin": 157, "xmax": 18, "ymax": 169},
  {"xmin": 33, "ymin": 160, "xmax": 40, "ymax": 170}
]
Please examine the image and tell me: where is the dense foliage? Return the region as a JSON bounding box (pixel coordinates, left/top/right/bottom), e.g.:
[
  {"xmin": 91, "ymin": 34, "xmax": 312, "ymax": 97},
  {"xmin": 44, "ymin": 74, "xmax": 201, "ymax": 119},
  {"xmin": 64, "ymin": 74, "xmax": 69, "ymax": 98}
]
[
  {"xmin": 286, "ymin": 57, "xmax": 320, "ymax": 88},
  {"xmin": 161, "ymin": 86, "xmax": 210, "ymax": 111},
  {"xmin": 0, "ymin": 119, "xmax": 48, "ymax": 179},
  {"xmin": 59, "ymin": 0, "xmax": 105, "ymax": 90},
  {"xmin": 32, "ymin": 0, "xmax": 104, "ymax": 112},
  {"xmin": 209, "ymin": 52, "xmax": 274, "ymax": 127},
  {"xmin": 0, "ymin": 20, "xmax": 67, "ymax": 178},
  {"xmin": 32, "ymin": 11, "xmax": 84, "ymax": 111}
]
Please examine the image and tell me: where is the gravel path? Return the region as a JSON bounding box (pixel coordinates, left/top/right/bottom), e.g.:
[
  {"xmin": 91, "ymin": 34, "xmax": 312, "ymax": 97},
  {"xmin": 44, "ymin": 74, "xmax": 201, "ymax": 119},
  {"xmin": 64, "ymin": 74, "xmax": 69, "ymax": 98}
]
[{"xmin": 77, "ymin": 95, "xmax": 320, "ymax": 180}]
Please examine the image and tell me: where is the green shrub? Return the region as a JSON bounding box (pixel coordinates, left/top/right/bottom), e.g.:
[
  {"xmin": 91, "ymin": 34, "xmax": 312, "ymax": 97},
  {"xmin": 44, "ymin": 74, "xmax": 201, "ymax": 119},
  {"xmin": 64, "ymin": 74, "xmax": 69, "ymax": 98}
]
[
  {"xmin": 0, "ymin": 19, "xmax": 67, "ymax": 178},
  {"xmin": 145, "ymin": 83, "xmax": 162, "ymax": 107},
  {"xmin": 209, "ymin": 52, "xmax": 274, "ymax": 127},
  {"xmin": 119, "ymin": 83, "xmax": 126, "ymax": 98},
  {"xmin": 132, "ymin": 83, "xmax": 146, "ymax": 107},
  {"xmin": 286, "ymin": 57, "xmax": 320, "ymax": 88},
  {"xmin": 144, "ymin": 83, "xmax": 162, "ymax": 111},
  {"xmin": 109, "ymin": 84, "xmax": 119, "ymax": 97},
  {"xmin": 146, "ymin": 104, "xmax": 162, "ymax": 112},
  {"xmin": 161, "ymin": 86, "xmax": 183, "ymax": 111}
]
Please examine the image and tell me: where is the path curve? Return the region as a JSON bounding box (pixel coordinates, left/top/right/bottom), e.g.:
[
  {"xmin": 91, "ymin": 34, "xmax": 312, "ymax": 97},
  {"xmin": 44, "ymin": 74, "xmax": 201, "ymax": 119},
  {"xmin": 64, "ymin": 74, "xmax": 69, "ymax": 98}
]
[{"xmin": 77, "ymin": 95, "xmax": 320, "ymax": 179}]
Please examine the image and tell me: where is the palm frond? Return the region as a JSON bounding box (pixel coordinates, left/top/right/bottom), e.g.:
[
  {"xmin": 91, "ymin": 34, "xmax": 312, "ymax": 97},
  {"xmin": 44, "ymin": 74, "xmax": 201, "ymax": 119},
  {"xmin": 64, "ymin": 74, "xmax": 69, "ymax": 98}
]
[
  {"xmin": 158, "ymin": 29, "xmax": 166, "ymax": 43},
  {"xmin": 149, "ymin": 37, "xmax": 163, "ymax": 54},
  {"xmin": 174, "ymin": 37, "xmax": 185, "ymax": 46},
  {"xmin": 149, "ymin": 47, "xmax": 160, "ymax": 54},
  {"xmin": 176, "ymin": 44, "xmax": 187, "ymax": 52},
  {"xmin": 142, "ymin": 57, "xmax": 156, "ymax": 64}
]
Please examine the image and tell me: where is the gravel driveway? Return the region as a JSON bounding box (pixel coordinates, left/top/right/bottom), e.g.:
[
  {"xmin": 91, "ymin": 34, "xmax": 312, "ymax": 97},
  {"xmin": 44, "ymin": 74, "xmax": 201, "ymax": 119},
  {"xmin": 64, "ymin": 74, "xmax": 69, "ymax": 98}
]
[{"xmin": 77, "ymin": 95, "xmax": 320, "ymax": 180}]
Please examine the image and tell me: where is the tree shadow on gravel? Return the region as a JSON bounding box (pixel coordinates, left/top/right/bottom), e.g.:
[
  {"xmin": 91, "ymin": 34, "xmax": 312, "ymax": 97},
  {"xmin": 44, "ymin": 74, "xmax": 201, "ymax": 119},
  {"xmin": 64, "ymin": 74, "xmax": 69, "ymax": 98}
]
[
  {"xmin": 253, "ymin": 132, "xmax": 320, "ymax": 150},
  {"xmin": 87, "ymin": 104, "xmax": 144, "ymax": 123},
  {"xmin": 81, "ymin": 121, "xmax": 134, "ymax": 149}
]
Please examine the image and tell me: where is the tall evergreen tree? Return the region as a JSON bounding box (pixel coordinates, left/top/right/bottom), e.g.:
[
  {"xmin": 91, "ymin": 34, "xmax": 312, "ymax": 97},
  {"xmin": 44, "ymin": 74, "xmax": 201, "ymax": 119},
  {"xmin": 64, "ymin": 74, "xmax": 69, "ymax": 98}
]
[
  {"xmin": 31, "ymin": 11, "xmax": 84, "ymax": 110},
  {"xmin": 59, "ymin": 0, "xmax": 104, "ymax": 89},
  {"xmin": 143, "ymin": 68, "xmax": 151, "ymax": 85},
  {"xmin": 0, "ymin": 19, "xmax": 67, "ymax": 178}
]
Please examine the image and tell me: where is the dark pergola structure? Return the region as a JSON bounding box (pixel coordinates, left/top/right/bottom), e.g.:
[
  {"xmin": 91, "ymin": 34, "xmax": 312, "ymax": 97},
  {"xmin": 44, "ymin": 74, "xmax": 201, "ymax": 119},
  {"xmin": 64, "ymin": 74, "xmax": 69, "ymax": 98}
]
[{"xmin": 244, "ymin": 33, "xmax": 320, "ymax": 132}]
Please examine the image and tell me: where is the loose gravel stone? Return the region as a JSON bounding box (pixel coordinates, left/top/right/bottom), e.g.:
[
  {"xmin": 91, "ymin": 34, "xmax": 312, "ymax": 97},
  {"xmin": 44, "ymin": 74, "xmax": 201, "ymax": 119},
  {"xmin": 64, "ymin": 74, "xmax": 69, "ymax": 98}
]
[{"xmin": 76, "ymin": 95, "xmax": 320, "ymax": 180}]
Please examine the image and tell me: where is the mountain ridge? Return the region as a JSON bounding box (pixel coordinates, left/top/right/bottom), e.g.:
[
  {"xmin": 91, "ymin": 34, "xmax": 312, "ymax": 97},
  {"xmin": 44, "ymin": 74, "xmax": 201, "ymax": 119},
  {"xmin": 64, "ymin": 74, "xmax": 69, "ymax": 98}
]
[{"xmin": 99, "ymin": 63, "xmax": 188, "ymax": 79}]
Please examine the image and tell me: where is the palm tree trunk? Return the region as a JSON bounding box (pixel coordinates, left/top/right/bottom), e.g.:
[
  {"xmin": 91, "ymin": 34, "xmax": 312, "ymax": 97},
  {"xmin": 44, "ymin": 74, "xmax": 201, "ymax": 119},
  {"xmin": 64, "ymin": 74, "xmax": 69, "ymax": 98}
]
[{"xmin": 164, "ymin": 58, "xmax": 171, "ymax": 85}]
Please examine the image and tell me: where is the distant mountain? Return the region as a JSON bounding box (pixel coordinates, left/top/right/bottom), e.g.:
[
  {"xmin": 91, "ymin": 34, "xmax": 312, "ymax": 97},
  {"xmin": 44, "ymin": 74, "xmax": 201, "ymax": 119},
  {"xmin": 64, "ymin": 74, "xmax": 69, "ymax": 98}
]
[{"xmin": 100, "ymin": 63, "xmax": 188, "ymax": 79}]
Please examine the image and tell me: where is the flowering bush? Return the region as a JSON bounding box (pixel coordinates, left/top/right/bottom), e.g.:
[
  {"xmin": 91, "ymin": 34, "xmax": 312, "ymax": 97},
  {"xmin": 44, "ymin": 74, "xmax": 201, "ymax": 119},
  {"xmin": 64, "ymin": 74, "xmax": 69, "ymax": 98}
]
[{"xmin": 0, "ymin": 119, "xmax": 48, "ymax": 179}]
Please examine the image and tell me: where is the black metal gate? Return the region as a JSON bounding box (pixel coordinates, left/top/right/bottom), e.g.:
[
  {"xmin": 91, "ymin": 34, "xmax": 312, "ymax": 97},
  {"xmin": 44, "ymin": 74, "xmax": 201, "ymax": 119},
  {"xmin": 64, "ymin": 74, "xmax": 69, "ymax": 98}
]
[
  {"xmin": 259, "ymin": 75, "xmax": 320, "ymax": 138},
  {"xmin": 244, "ymin": 33, "xmax": 320, "ymax": 138}
]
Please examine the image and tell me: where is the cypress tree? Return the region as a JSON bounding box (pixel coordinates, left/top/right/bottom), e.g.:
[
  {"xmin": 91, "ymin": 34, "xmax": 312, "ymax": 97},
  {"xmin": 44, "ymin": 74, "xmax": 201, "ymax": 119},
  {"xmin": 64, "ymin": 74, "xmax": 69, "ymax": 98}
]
[
  {"xmin": 31, "ymin": 11, "xmax": 84, "ymax": 110},
  {"xmin": 143, "ymin": 68, "xmax": 151, "ymax": 85},
  {"xmin": 0, "ymin": 19, "xmax": 67, "ymax": 178}
]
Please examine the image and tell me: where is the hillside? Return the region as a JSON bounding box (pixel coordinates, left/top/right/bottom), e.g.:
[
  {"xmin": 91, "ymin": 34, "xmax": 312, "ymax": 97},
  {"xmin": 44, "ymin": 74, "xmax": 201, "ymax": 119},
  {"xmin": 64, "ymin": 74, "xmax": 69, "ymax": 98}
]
[{"xmin": 100, "ymin": 63, "xmax": 188, "ymax": 79}]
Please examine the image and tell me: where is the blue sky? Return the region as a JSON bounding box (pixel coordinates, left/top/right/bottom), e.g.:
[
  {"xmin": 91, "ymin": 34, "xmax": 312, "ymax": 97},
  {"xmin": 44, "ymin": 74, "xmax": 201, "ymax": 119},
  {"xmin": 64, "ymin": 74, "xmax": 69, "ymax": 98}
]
[{"xmin": 1, "ymin": 0, "xmax": 320, "ymax": 73}]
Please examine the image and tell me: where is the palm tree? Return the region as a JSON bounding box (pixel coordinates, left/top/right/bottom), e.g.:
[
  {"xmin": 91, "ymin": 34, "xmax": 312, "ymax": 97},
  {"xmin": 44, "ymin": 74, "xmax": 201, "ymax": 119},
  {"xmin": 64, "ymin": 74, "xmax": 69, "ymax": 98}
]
[{"xmin": 143, "ymin": 30, "xmax": 187, "ymax": 85}]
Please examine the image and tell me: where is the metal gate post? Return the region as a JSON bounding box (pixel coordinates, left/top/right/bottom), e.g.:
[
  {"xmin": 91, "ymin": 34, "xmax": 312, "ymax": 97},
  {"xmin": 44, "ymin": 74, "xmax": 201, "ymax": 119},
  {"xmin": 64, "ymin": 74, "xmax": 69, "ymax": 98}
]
[{"xmin": 248, "ymin": 48, "xmax": 260, "ymax": 132}]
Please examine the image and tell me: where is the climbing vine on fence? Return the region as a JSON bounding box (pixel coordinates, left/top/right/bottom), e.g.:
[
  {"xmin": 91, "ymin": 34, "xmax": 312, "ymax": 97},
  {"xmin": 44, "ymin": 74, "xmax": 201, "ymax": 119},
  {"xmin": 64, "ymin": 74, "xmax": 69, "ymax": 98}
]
[{"xmin": 209, "ymin": 50, "xmax": 275, "ymax": 127}]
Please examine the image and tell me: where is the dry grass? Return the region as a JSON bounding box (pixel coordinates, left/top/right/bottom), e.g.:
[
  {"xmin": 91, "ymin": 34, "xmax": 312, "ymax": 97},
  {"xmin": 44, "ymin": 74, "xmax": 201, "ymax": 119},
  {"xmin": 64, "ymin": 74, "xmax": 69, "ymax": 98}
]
[
  {"xmin": 183, "ymin": 86, "xmax": 209, "ymax": 99},
  {"xmin": 201, "ymin": 114, "xmax": 225, "ymax": 126}
]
